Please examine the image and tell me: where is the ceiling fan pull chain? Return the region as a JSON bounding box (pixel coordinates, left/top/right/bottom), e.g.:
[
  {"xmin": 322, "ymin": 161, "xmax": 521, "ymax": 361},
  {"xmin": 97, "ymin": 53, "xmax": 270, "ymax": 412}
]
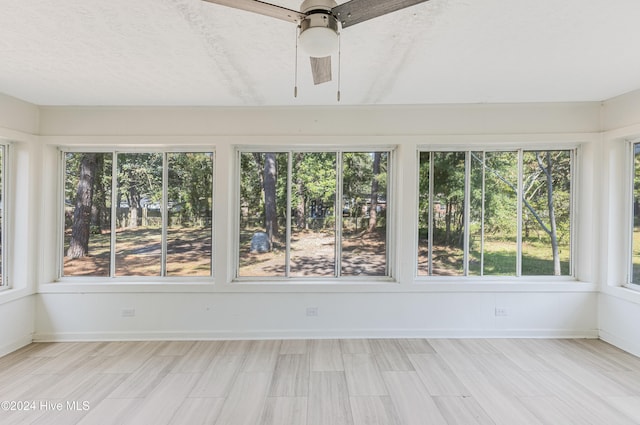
[
  {"xmin": 337, "ymin": 32, "xmax": 341, "ymax": 102},
  {"xmin": 294, "ymin": 24, "xmax": 300, "ymax": 98}
]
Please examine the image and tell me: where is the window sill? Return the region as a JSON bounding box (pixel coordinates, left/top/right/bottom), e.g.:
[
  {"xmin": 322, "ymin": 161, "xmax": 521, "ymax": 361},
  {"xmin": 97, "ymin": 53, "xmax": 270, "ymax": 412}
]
[
  {"xmin": 601, "ymin": 284, "xmax": 640, "ymax": 305},
  {"xmin": 38, "ymin": 279, "xmax": 598, "ymax": 294},
  {"xmin": 0, "ymin": 287, "xmax": 35, "ymax": 305}
]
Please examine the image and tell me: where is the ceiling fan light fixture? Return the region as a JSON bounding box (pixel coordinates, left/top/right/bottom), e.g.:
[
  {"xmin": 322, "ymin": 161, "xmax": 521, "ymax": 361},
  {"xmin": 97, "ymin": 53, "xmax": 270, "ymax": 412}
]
[{"xmin": 298, "ymin": 13, "xmax": 339, "ymax": 57}]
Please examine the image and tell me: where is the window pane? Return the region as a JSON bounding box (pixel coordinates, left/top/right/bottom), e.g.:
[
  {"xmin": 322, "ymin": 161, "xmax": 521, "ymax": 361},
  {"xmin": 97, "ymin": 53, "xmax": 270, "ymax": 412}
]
[
  {"xmin": 115, "ymin": 153, "xmax": 163, "ymax": 276},
  {"xmin": 522, "ymin": 151, "xmax": 571, "ymax": 276},
  {"xmin": 341, "ymin": 152, "xmax": 388, "ymax": 276},
  {"xmin": 238, "ymin": 152, "xmax": 288, "ymax": 277},
  {"xmin": 633, "ymin": 144, "xmax": 640, "ymax": 283},
  {"xmin": 432, "ymin": 152, "xmax": 465, "ymax": 276},
  {"xmin": 471, "ymin": 151, "xmax": 518, "ymax": 276},
  {"xmin": 63, "ymin": 153, "xmax": 112, "ymax": 277},
  {"xmin": 417, "ymin": 152, "xmax": 430, "ymax": 276},
  {"xmin": 290, "ymin": 152, "xmax": 337, "ymax": 277},
  {"xmin": 167, "ymin": 153, "xmax": 213, "ymax": 277}
]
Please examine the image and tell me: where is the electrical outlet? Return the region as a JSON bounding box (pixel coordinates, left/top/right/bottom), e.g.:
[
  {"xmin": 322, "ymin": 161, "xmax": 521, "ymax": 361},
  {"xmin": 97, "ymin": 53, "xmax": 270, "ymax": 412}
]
[
  {"xmin": 495, "ymin": 307, "xmax": 508, "ymax": 317},
  {"xmin": 121, "ymin": 308, "xmax": 136, "ymax": 317},
  {"xmin": 306, "ymin": 307, "xmax": 318, "ymax": 317}
]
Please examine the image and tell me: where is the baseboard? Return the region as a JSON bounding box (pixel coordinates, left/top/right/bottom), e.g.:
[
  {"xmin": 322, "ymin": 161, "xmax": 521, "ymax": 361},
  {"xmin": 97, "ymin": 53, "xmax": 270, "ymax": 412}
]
[
  {"xmin": 32, "ymin": 328, "xmax": 599, "ymax": 342},
  {"xmin": 598, "ymin": 329, "xmax": 640, "ymax": 358},
  {"xmin": 0, "ymin": 335, "xmax": 33, "ymax": 357}
]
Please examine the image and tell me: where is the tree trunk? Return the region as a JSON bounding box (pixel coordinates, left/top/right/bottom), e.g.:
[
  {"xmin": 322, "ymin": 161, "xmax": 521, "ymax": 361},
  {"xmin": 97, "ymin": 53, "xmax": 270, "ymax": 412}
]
[
  {"xmin": 67, "ymin": 153, "xmax": 97, "ymax": 258},
  {"xmin": 367, "ymin": 152, "xmax": 381, "ymax": 233},
  {"xmin": 264, "ymin": 153, "xmax": 278, "ymax": 242},
  {"xmin": 128, "ymin": 186, "xmax": 140, "ymax": 229},
  {"xmin": 295, "ymin": 153, "xmax": 306, "ymax": 229}
]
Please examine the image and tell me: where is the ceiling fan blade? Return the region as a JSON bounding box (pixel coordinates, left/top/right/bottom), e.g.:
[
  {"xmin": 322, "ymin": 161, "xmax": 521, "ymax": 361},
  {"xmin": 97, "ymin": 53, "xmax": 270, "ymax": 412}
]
[
  {"xmin": 201, "ymin": 0, "xmax": 303, "ymax": 23},
  {"xmin": 310, "ymin": 56, "xmax": 332, "ymax": 85},
  {"xmin": 332, "ymin": 0, "xmax": 429, "ymax": 29}
]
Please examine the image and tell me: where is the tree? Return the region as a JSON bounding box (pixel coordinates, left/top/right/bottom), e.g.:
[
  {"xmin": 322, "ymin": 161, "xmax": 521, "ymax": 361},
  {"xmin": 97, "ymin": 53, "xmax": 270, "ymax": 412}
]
[
  {"xmin": 368, "ymin": 152, "xmax": 381, "ymax": 232},
  {"xmin": 67, "ymin": 153, "xmax": 97, "ymax": 258},
  {"xmin": 263, "ymin": 153, "xmax": 278, "ymax": 241}
]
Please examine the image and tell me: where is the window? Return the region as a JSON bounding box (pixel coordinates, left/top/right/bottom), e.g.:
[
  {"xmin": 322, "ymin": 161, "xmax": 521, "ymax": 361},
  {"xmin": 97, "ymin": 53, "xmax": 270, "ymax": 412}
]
[
  {"xmin": 630, "ymin": 142, "xmax": 640, "ymax": 285},
  {"xmin": 237, "ymin": 149, "xmax": 391, "ymax": 279},
  {"xmin": 62, "ymin": 151, "xmax": 214, "ymax": 278},
  {"xmin": 0, "ymin": 145, "xmax": 6, "ymax": 288},
  {"xmin": 418, "ymin": 149, "xmax": 573, "ymax": 277}
]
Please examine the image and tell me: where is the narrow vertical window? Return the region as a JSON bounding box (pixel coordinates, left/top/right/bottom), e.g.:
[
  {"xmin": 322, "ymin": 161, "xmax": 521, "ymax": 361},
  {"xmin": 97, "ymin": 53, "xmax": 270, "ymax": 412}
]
[
  {"xmin": 631, "ymin": 143, "xmax": 640, "ymax": 284},
  {"xmin": 0, "ymin": 146, "xmax": 5, "ymax": 287},
  {"xmin": 167, "ymin": 153, "xmax": 213, "ymax": 276},
  {"xmin": 521, "ymin": 151, "xmax": 571, "ymax": 276},
  {"xmin": 237, "ymin": 149, "xmax": 391, "ymax": 280},
  {"xmin": 64, "ymin": 152, "xmax": 113, "ymax": 277}
]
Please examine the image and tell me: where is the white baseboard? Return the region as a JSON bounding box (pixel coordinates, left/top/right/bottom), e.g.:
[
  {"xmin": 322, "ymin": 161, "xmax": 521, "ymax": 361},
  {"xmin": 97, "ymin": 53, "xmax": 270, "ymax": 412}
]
[
  {"xmin": 0, "ymin": 335, "xmax": 33, "ymax": 357},
  {"xmin": 32, "ymin": 328, "xmax": 599, "ymax": 342},
  {"xmin": 598, "ymin": 329, "xmax": 640, "ymax": 358}
]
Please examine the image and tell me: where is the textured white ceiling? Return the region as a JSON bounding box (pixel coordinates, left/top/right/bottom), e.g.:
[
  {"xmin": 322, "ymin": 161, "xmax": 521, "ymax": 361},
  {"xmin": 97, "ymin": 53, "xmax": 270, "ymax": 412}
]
[{"xmin": 1, "ymin": 0, "xmax": 639, "ymax": 106}]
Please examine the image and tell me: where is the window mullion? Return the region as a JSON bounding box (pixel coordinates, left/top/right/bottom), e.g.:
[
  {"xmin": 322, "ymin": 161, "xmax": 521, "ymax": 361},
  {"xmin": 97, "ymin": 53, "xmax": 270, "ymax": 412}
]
[
  {"xmin": 428, "ymin": 152, "xmax": 434, "ymax": 276},
  {"xmin": 516, "ymin": 149, "xmax": 523, "ymax": 277},
  {"xmin": 463, "ymin": 151, "xmax": 471, "ymax": 276},
  {"xmin": 110, "ymin": 152, "xmax": 118, "ymax": 278},
  {"xmin": 481, "ymin": 151, "xmax": 486, "ymax": 277},
  {"xmin": 335, "ymin": 152, "xmax": 343, "ymax": 278},
  {"xmin": 161, "ymin": 153, "xmax": 168, "ymax": 277}
]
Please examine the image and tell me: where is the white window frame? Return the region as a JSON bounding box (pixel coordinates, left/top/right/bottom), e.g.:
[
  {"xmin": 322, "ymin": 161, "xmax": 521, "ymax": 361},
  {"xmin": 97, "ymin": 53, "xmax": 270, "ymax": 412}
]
[
  {"xmin": 0, "ymin": 144, "xmax": 8, "ymax": 290},
  {"xmin": 233, "ymin": 146, "xmax": 395, "ymax": 282},
  {"xmin": 415, "ymin": 145, "xmax": 577, "ymax": 280},
  {"xmin": 58, "ymin": 147, "xmax": 215, "ymax": 281},
  {"xmin": 627, "ymin": 139, "xmax": 640, "ymax": 288}
]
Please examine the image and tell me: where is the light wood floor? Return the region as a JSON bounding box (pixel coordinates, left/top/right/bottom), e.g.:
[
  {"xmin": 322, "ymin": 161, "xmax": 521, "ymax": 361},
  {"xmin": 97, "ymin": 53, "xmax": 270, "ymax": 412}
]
[{"xmin": 0, "ymin": 338, "xmax": 639, "ymax": 425}]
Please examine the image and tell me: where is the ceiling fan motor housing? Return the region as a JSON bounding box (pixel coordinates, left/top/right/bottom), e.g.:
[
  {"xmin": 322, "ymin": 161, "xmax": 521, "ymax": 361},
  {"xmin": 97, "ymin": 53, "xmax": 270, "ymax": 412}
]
[{"xmin": 298, "ymin": 0, "xmax": 339, "ymax": 57}]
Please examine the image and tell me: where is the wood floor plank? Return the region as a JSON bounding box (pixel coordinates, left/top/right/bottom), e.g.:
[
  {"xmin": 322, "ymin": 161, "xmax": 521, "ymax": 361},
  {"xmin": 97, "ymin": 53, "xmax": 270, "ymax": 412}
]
[
  {"xmin": 108, "ymin": 355, "xmax": 178, "ymax": 398},
  {"xmin": 518, "ymin": 396, "xmax": 591, "ymax": 425},
  {"xmin": 155, "ymin": 341, "xmax": 196, "ymax": 357},
  {"xmin": 343, "ymin": 354, "xmax": 387, "ymax": 396},
  {"xmin": 486, "ymin": 339, "xmax": 554, "ymax": 372},
  {"xmin": 340, "ymin": 339, "xmax": 372, "ymax": 354},
  {"xmin": 260, "ymin": 396, "xmax": 307, "ymax": 425},
  {"xmin": 310, "ymin": 339, "xmax": 344, "ymax": 371},
  {"xmin": 126, "ymin": 373, "xmax": 200, "ymax": 425},
  {"xmin": 397, "ymin": 338, "xmax": 435, "ymax": 355},
  {"xmin": 427, "ymin": 339, "xmax": 482, "ymax": 372},
  {"xmin": 217, "ymin": 340, "xmax": 253, "ymax": 356},
  {"xmin": 214, "ymin": 372, "xmax": 271, "ymax": 425},
  {"xmin": 382, "ymin": 371, "xmax": 447, "ymax": 425},
  {"xmin": 349, "ymin": 396, "xmax": 401, "ymax": 425},
  {"xmin": 370, "ymin": 339, "xmax": 414, "ymax": 372},
  {"xmin": 308, "ymin": 371, "xmax": 354, "ymax": 425},
  {"xmin": 280, "ymin": 339, "xmax": 310, "ymax": 354},
  {"xmin": 171, "ymin": 341, "xmax": 221, "ymax": 373},
  {"xmin": 76, "ymin": 398, "xmax": 141, "ymax": 425},
  {"xmin": 455, "ymin": 370, "xmax": 543, "ymax": 425},
  {"xmin": 269, "ymin": 354, "xmax": 310, "ymax": 396},
  {"xmin": 605, "ymin": 396, "xmax": 640, "ymax": 423},
  {"xmin": 189, "ymin": 355, "xmax": 244, "ymax": 398},
  {"xmin": 530, "ymin": 370, "xmax": 638, "ymax": 425},
  {"xmin": 408, "ymin": 353, "xmax": 470, "ymax": 396},
  {"xmin": 432, "ymin": 396, "xmax": 495, "ymax": 425},
  {"xmin": 241, "ymin": 339, "xmax": 281, "ymax": 372},
  {"xmin": 167, "ymin": 397, "xmax": 226, "ymax": 425}
]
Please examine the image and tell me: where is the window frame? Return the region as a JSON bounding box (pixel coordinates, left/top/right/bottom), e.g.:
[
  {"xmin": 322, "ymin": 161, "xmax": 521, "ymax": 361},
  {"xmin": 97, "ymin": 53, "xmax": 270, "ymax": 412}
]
[
  {"xmin": 627, "ymin": 139, "xmax": 640, "ymax": 288},
  {"xmin": 57, "ymin": 147, "xmax": 215, "ymax": 281},
  {"xmin": 415, "ymin": 145, "xmax": 577, "ymax": 280},
  {"xmin": 233, "ymin": 145, "xmax": 395, "ymax": 282},
  {"xmin": 0, "ymin": 143, "xmax": 8, "ymax": 290}
]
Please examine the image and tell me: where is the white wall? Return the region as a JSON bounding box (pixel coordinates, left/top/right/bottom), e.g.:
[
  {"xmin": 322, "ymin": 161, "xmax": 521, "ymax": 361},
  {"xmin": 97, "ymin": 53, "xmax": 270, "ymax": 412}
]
[
  {"xmin": 0, "ymin": 93, "xmax": 40, "ymax": 356},
  {"xmin": 33, "ymin": 103, "xmax": 601, "ymax": 341},
  {"xmin": 599, "ymin": 89, "xmax": 640, "ymax": 357}
]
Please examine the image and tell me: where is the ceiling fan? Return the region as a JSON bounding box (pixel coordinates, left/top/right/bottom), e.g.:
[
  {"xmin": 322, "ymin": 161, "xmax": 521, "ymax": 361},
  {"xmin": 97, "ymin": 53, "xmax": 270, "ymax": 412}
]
[{"xmin": 201, "ymin": 0, "xmax": 429, "ymax": 88}]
